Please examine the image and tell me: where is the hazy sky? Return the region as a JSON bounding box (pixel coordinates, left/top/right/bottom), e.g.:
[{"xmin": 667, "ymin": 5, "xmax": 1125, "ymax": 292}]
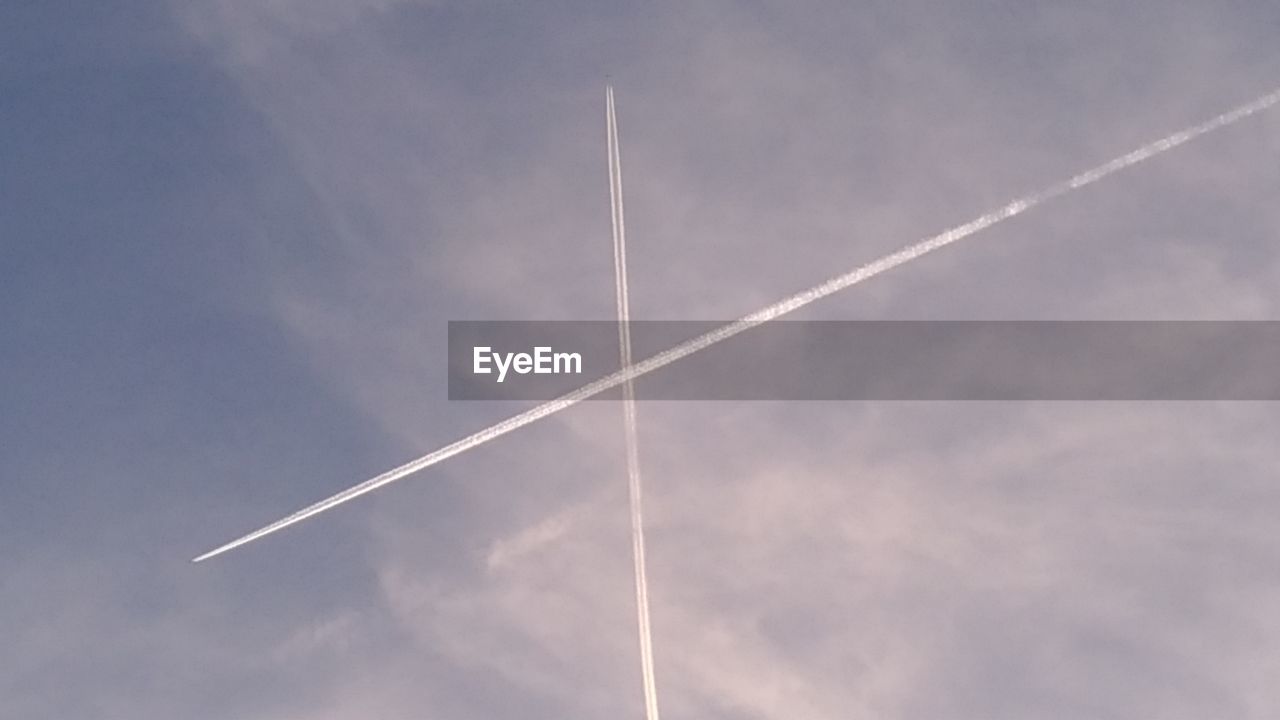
[{"xmin": 4, "ymin": 2, "xmax": 1280, "ymax": 718}]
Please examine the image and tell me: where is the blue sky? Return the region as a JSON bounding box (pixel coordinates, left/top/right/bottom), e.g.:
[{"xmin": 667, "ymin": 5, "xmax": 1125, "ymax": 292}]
[{"xmin": 4, "ymin": 1, "xmax": 1280, "ymax": 717}]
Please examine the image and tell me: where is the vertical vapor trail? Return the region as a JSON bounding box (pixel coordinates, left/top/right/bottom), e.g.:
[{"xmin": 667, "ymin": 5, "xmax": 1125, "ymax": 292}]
[
  {"xmin": 607, "ymin": 86, "xmax": 662, "ymax": 720},
  {"xmin": 192, "ymin": 86, "xmax": 1280, "ymax": 563}
]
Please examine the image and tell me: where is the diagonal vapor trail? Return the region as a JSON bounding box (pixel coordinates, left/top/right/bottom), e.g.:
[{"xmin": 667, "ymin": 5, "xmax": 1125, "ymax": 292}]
[
  {"xmin": 192, "ymin": 86, "xmax": 1280, "ymax": 564},
  {"xmin": 607, "ymin": 86, "xmax": 662, "ymax": 720}
]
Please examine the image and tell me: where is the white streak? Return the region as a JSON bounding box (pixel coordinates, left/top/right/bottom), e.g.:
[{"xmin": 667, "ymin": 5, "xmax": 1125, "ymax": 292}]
[
  {"xmin": 608, "ymin": 86, "xmax": 661, "ymax": 720},
  {"xmin": 192, "ymin": 86, "xmax": 1280, "ymax": 564}
]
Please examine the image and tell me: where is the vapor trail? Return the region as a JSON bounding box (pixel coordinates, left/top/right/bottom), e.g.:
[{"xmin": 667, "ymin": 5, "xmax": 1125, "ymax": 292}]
[
  {"xmin": 192, "ymin": 86, "xmax": 1280, "ymax": 564},
  {"xmin": 607, "ymin": 86, "xmax": 662, "ymax": 720}
]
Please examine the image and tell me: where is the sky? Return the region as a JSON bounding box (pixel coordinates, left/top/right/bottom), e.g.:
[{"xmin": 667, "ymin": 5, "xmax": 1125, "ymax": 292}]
[{"xmin": 4, "ymin": 1, "xmax": 1280, "ymax": 718}]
